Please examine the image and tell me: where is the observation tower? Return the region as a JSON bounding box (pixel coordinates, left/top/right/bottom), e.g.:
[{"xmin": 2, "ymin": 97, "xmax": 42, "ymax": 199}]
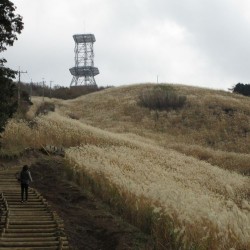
[{"xmin": 69, "ymin": 34, "xmax": 99, "ymax": 86}]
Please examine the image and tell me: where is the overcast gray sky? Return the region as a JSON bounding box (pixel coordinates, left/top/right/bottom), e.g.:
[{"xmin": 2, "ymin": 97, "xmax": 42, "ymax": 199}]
[{"xmin": 3, "ymin": 0, "xmax": 250, "ymax": 89}]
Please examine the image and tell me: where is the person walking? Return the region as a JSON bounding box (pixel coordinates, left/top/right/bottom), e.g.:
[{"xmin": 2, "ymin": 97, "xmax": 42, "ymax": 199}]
[{"xmin": 20, "ymin": 165, "xmax": 33, "ymax": 202}]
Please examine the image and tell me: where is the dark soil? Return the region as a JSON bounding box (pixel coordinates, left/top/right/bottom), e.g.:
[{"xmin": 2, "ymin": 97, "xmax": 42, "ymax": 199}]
[{"xmin": 25, "ymin": 153, "xmax": 152, "ymax": 250}]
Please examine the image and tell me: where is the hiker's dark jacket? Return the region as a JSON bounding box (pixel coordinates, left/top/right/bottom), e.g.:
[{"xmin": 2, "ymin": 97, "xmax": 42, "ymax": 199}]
[{"xmin": 20, "ymin": 170, "xmax": 33, "ymax": 185}]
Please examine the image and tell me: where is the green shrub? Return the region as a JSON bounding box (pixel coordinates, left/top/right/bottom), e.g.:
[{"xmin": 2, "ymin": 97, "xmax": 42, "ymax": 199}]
[
  {"xmin": 138, "ymin": 85, "xmax": 187, "ymax": 110},
  {"xmin": 232, "ymin": 83, "xmax": 250, "ymax": 96}
]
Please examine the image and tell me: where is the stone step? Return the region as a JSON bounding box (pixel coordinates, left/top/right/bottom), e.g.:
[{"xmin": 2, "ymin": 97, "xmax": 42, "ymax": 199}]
[
  {"xmin": 2, "ymin": 194, "xmax": 39, "ymax": 197},
  {"xmin": 0, "ymin": 247, "xmax": 69, "ymax": 250},
  {"xmin": 5, "ymin": 197, "xmax": 42, "ymax": 200},
  {"xmin": 3, "ymin": 200, "xmax": 43, "ymax": 203},
  {"xmin": 3, "ymin": 232, "xmax": 58, "ymax": 238},
  {"xmin": 7, "ymin": 203, "xmax": 44, "ymax": 206},
  {"xmin": 9, "ymin": 208, "xmax": 48, "ymax": 212},
  {"xmin": 8, "ymin": 225, "xmax": 60, "ymax": 230},
  {"xmin": 9, "ymin": 205, "xmax": 46, "ymax": 209},
  {"xmin": 4, "ymin": 212, "xmax": 51, "ymax": 216},
  {"xmin": 0, "ymin": 241, "xmax": 68, "ymax": 247},
  {"xmin": 2, "ymin": 193, "xmax": 40, "ymax": 196},
  {"xmin": 1, "ymin": 198, "xmax": 40, "ymax": 201},
  {"xmin": 2, "ymin": 216, "xmax": 54, "ymax": 220},
  {"xmin": 9, "ymin": 220, "xmax": 58, "ymax": 225},
  {"xmin": 0, "ymin": 237, "xmax": 67, "ymax": 242},
  {"xmin": 0, "ymin": 190, "xmax": 20, "ymax": 193},
  {"xmin": 2, "ymin": 216, "xmax": 53, "ymax": 220},
  {"xmin": 5, "ymin": 228, "xmax": 60, "ymax": 233},
  {"xmin": 1, "ymin": 196, "xmax": 39, "ymax": 200}
]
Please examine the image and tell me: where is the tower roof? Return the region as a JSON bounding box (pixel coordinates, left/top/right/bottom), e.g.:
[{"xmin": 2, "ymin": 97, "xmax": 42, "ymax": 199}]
[{"xmin": 73, "ymin": 34, "xmax": 96, "ymax": 43}]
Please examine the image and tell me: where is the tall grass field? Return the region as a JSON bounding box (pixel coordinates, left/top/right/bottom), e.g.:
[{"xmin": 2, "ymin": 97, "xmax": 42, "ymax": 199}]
[{"xmin": 1, "ymin": 84, "xmax": 250, "ymax": 249}]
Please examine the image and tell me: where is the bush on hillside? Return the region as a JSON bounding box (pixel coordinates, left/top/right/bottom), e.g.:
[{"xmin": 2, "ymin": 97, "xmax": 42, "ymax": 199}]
[
  {"xmin": 232, "ymin": 83, "xmax": 250, "ymax": 96},
  {"xmin": 138, "ymin": 85, "xmax": 187, "ymax": 110},
  {"xmin": 35, "ymin": 102, "xmax": 55, "ymax": 116}
]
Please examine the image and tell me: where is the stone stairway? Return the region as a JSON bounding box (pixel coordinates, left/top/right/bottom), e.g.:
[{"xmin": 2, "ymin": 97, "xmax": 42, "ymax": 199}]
[{"xmin": 0, "ymin": 167, "xmax": 70, "ymax": 250}]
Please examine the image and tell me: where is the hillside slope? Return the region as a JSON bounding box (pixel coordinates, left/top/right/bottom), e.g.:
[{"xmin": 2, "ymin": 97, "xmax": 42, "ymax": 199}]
[
  {"xmin": 1, "ymin": 83, "xmax": 250, "ymax": 249},
  {"xmin": 58, "ymin": 84, "xmax": 250, "ymax": 152},
  {"xmin": 54, "ymin": 83, "xmax": 250, "ymax": 174}
]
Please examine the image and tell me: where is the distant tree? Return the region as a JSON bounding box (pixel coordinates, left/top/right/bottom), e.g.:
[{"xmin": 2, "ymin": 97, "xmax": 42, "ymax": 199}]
[
  {"xmin": 233, "ymin": 83, "xmax": 250, "ymax": 96},
  {"xmin": 0, "ymin": 0, "xmax": 23, "ymax": 52},
  {"xmin": 0, "ymin": 0, "xmax": 23, "ymax": 133}
]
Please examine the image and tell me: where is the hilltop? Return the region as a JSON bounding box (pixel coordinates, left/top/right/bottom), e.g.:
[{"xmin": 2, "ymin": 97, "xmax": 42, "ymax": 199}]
[{"xmin": 57, "ymin": 84, "xmax": 249, "ymax": 150}]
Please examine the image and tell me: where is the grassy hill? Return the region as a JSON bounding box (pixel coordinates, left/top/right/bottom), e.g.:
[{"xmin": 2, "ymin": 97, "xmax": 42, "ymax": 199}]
[
  {"xmin": 1, "ymin": 83, "xmax": 250, "ymax": 249},
  {"xmin": 55, "ymin": 84, "xmax": 250, "ymax": 174}
]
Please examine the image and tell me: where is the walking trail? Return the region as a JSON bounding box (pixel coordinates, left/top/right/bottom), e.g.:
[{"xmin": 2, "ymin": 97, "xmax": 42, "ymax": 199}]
[{"xmin": 0, "ymin": 166, "xmax": 69, "ymax": 250}]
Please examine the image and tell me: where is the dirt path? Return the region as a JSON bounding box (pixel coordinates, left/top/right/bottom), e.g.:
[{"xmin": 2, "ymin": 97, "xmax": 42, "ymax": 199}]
[{"xmin": 26, "ymin": 153, "xmax": 151, "ymax": 250}]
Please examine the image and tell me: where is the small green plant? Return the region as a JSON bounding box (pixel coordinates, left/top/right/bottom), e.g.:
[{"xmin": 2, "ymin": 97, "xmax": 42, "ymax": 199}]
[{"xmin": 138, "ymin": 85, "xmax": 187, "ymax": 110}]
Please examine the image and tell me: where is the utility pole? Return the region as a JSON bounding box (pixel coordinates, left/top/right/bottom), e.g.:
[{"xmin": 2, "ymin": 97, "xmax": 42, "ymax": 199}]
[
  {"xmin": 17, "ymin": 67, "xmax": 27, "ymax": 107},
  {"xmin": 30, "ymin": 79, "xmax": 33, "ymax": 102},
  {"xmin": 42, "ymin": 78, "xmax": 45, "ymax": 102},
  {"xmin": 50, "ymin": 81, "xmax": 53, "ymax": 99},
  {"xmin": 157, "ymin": 75, "xmax": 159, "ymax": 84}
]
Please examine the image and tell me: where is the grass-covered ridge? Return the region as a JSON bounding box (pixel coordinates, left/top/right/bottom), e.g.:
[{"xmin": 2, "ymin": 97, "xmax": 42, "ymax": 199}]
[
  {"xmin": 1, "ymin": 83, "xmax": 250, "ymax": 249},
  {"xmin": 58, "ymin": 83, "xmax": 250, "ymax": 154}
]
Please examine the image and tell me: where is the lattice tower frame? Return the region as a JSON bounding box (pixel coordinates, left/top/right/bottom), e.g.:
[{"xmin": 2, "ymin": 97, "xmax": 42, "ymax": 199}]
[
  {"xmin": 75, "ymin": 41, "xmax": 94, "ymax": 67},
  {"xmin": 69, "ymin": 33, "xmax": 99, "ymax": 86}
]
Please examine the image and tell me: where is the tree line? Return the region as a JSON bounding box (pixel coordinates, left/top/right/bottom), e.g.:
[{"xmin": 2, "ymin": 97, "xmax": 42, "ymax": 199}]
[
  {"xmin": 18, "ymin": 82, "xmax": 112, "ymax": 100},
  {"xmin": 0, "ymin": 0, "xmax": 23, "ymax": 134}
]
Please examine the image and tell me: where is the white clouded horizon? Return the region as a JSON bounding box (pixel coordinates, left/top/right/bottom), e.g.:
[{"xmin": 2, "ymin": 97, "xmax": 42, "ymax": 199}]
[{"xmin": 3, "ymin": 0, "xmax": 250, "ymax": 90}]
